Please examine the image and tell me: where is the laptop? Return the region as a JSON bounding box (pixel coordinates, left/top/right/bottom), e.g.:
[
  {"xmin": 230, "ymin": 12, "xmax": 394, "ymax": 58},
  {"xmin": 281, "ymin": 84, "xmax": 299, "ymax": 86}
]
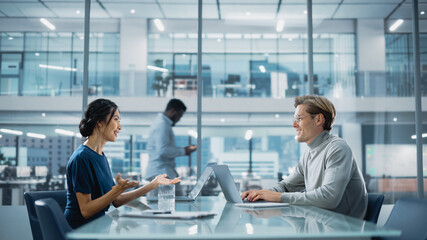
[
  {"xmin": 147, "ymin": 166, "xmax": 213, "ymax": 202},
  {"xmin": 211, "ymin": 165, "xmax": 289, "ymax": 208}
]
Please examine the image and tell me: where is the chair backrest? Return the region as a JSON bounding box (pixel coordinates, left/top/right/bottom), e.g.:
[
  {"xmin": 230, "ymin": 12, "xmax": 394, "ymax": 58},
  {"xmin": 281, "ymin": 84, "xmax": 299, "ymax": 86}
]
[
  {"xmin": 364, "ymin": 193, "xmax": 384, "ymax": 223},
  {"xmin": 24, "ymin": 190, "xmax": 67, "ymax": 240},
  {"xmin": 34, "ymin": 198, "xmax": 72, "ymax": 240},
  {"xmin": 381, "ymin": 197, "xmax": 427, "ymax": 240}
]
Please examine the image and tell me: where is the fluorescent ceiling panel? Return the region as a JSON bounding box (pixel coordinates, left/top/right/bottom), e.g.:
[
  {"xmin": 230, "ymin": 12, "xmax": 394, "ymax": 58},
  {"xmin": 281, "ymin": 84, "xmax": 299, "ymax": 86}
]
[
  {"xmin": 312, "ymin": 0, "xmax": 341, "ymax": 2},
  {"xmin": 16, "ymin": 3, "xmax": 56, "ymax": 18},
  {"xmin": 43, "ymin": 0, "xmax": 87, "ymax": 1},
  {"xmin": 103, "ymin": 3, "xmax": 162, "ymax": 18},
  {"xmin": 0, "ymin": 3, "xmax": 34, "ymax": 17},
  {"xmin": 44, "ymin": 2, "xmax": 86, "ymax": 18},
  {"xmin": 161, "ymin": 4, "xmax": 218, "ymax": 19},
  {"xmin": 220, "ymin": 0, "xmax": 278, "ymax": 3},
  {"xmin": 277, "ymin": 4, "xmax": 337, "ymax": 20},
  {"xmin": 220, "ymin": 4, "xmax": 277, "ymax": 20},
  {"xmin": 157, "ymin": 0, "xmax": 218, "ymax": 3},
  {"xmin": 344, "ymin": 0, "xmax": 402, "ymax": 3},
  {"xmin": 334, "ymin": 4, "xmax": 396, "ymax": 19},
  {"xmin": 100, "ymin": 0, "xmax": 155, "ymax": 2},
  {"xmin": 389, "ymin": 3, "xmax": 427, "ymax": 19}
]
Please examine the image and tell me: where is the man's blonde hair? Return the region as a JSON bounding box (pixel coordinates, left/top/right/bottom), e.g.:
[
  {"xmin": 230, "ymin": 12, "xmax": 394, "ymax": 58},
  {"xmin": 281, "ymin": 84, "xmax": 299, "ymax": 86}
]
[{"xmin": 294, "ymin": 95, "xmax": 336, "ymax": 131}]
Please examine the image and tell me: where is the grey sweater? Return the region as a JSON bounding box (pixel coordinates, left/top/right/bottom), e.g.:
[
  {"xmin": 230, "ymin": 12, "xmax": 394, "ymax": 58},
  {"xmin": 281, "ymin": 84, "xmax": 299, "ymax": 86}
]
[{"xmin": 270, "ymin": 131, "xmax": 368, "ymax": 219}]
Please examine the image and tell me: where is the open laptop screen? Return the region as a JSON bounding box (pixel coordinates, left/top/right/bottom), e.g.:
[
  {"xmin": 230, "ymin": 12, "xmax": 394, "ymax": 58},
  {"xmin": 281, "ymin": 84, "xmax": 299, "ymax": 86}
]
[{"xmin": 188, "ymin": 166, "xmax": 213, "ymax": 200}]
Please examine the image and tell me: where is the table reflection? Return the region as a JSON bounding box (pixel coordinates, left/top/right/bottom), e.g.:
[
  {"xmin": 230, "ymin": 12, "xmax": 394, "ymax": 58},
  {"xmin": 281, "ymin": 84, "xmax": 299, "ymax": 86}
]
[
  {"xmin": 67, "ymin": 196, "xmax": 399, "ymax": 239},
  {"xmin": 243, "ymin": 205, "xmax": 365, "ymax": 234}
]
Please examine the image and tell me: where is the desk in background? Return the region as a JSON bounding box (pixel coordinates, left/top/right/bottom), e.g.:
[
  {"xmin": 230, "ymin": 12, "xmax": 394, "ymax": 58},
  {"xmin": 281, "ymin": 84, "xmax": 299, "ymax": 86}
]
[{"xmin": 67, "ymin": 196, "xmax": 400, "ymax": 240}]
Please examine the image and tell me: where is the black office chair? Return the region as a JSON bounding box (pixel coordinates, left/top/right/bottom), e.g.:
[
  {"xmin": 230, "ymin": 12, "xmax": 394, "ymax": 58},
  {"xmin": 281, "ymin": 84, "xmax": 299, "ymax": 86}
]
[
  {"xmin": 364, "ymin": 193, "xmax": 385, "ymax": 224},
  {"xmin": 380, "ymin": 197, "xmax": 427, "ymax": 240},
  {"xmin": 35, "ymin": 198, "xmax": 72, "ymax": 240},
  {"xmin": 24, "ymin": 190, "xmax": 67, "ymax": 240}
]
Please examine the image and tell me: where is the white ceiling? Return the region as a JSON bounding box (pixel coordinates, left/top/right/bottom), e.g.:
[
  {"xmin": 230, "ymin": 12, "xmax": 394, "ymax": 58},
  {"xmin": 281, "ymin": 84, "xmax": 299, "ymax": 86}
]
[{"xmin": 0, "ymin": 0, "xmax": 426, "ymax": 20}]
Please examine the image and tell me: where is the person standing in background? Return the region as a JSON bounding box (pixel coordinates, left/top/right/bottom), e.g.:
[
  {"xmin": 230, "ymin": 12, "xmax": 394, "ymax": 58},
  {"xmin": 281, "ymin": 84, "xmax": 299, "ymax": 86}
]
[{"xmin": 145, "ymin": 99, "xmax": 197, "ymax": 194}]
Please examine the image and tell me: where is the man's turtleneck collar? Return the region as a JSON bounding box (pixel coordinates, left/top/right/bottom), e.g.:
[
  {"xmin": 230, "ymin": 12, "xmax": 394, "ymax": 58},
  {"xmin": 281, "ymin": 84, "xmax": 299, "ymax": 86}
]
[{"xmin": 307, "ymin": 130, "xmax": 330, "ymax": 149}]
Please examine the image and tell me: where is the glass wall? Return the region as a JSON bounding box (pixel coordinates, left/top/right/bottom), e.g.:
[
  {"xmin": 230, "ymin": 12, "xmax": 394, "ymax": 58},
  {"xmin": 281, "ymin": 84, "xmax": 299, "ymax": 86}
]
[
  {"xmin": 0, "ymin": 0, "xmax": 425, "ymax": 205},
  {"xmin": 147, "ymin": 29, "xmax": 356, "ymax": 99},
  {"xmin": 0, "ymin": 32, "xmax": 119, "ymax": 96}
]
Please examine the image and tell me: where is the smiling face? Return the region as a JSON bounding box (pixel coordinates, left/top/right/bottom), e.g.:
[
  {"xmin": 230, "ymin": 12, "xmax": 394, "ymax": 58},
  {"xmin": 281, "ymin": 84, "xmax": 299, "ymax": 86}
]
[
  {"xmin": 100, "ymin": 109, "xmax": 121, "ymax": 142},
  {"xmin": 292, "ymin": 104, "xmax": 324, "ymax": 144}
]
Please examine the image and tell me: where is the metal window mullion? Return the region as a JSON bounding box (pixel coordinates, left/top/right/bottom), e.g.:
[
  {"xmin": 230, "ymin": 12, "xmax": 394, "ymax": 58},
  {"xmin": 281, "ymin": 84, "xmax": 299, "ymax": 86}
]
[
  {"xmin": 196, "ymin": 0, "xmax": 202, "ymax": 179},
  {"xmin": 412, "ymin": 0, "xmax": 424, "ymax": 199},
  {"xmin": 307, "ymin": 0, "xmax": 314, "ymax": 95},
  {"xmin": 82, "ymin": 0, "xmax": 91, "ymax": 116}
]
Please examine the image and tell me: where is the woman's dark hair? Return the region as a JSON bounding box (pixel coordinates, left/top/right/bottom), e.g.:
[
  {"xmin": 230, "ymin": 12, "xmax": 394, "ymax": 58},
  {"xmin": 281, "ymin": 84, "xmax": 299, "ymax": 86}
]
[{"xmin": 79, "ymin": 98, "xmax": 118, "ymax": 137}]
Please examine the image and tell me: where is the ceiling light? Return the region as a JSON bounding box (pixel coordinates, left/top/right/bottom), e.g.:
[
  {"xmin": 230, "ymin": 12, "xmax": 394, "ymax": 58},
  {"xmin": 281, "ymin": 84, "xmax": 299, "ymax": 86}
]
[
  {"xmin": 0, "ymin": 128, "xmax": 23, "ymax": 135},
  {"xmin": 35, "ymin": 52, "xmax": 40, "ymax": 56},
  {"xmin": 411, "ymin": 133, "xmax": 427, "ymax": 139},
  {"xmin": 41, "ymin": 113, "xmax": 46, "ymax": 117},
  {"xmin": 0, "ymin": 135, "xmax": 2, "ymax": 138},
  {"xmin": 55, "ymin": 129, "xmax": 75, "ymax": 136},
  {"xmin": 245, "ymin": 130, "xmax": 253, "ymax": 140},
  {"xmin": 8, "ymin": 37, "xmax": 13, "ymax": 40},
  {"xmin": 147, "ymin": 65, "xmax": 168, "ymax": 72},
  {"xmin": 76, "ymin": 10, "xmax": 81, "ymax": 14},
  {"xmin": 130, "ymin": 9, "xmax": 135, "ymax": 14},
  {"xmin": 154, "ymin": 19, "xmax": 165, "ymax": 31},
  {"xmin": 220, "ymin": 118, "xmax": 225, "ymax": 123},
  {"xmin": 39, "ymin": 64, "xmax": 77, "ymax": 72},
  {"xmin": 217, "ymin": 38, "xmax": 221, "ymax": 42},
  {"xmin": 304, "ymin": 10, "xmax": 307, "ymax": 15},
  {"xmin": 275, "ymin": 114, "xmax": 280, "ymax": 118},
  {"xmin": 259, "ymin": 65, "xmax": 266, "ymax": 73},
  {"xmin": 389, "ymin": 19, "xmax": 404, "ymax": 32},
  {"xmin": 40, "ymin": 18, "xmax": 56, "ymax": 30},
  {"xmin": 393, "ymin": 117, "xmax": 397, "ymax": 122},
  {"xmin": 27, "ymin": 132, "xmax": 46, "ymax": 139},
  {"xmin": 246, "ymin": 12, "xmax": 251, "ymax": 16},
  {"xmin": 420, "ymin": 11, "xmax": 425, "ymax": 15},
  {"xmin": 288, "ymin": 38, "xmax": 293, "ymax": 41},
  {"xmin": 276, "ymin": 20, "xmax": 285, "ymax": 32}
]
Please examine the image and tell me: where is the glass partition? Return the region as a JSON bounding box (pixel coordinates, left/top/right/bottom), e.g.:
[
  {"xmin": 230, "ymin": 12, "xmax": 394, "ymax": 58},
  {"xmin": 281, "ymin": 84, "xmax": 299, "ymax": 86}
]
[{"xmin": 0, "ymin": 0, "xmax": 425, "ymax": 206}]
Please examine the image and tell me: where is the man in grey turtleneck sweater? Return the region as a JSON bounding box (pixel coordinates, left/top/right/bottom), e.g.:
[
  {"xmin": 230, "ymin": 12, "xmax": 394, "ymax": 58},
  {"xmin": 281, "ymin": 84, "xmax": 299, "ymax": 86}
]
[{"xmin": 241, "ymin": 95, "xmax": 367, "ymax": 219}]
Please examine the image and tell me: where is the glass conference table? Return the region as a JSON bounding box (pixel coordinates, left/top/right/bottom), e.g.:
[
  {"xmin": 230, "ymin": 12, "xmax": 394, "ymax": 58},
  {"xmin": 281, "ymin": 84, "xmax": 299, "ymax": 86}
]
[{"xmin": 67, "ymin": 196, "xmax": 400, "ymax": 240}]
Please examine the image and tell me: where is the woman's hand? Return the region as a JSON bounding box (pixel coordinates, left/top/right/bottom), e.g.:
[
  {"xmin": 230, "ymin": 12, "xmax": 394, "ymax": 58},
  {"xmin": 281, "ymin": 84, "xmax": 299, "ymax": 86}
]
[
  {"xmin": 152, "ymin": 174, "xmax": 181, "ymax": 186},
  {"xmin": 115, "ymin": 173, "xmax": 139, "ymax": 192}
]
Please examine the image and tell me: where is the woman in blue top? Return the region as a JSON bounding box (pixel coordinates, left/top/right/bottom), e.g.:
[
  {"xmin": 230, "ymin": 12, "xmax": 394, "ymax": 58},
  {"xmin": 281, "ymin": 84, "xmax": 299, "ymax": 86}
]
[{"xmin": 65, "ymin": 98, "xmax": 180, "ymax": 229}]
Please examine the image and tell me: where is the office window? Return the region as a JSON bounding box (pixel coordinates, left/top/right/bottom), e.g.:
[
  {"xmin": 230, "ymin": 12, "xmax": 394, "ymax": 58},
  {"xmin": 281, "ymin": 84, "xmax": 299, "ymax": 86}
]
[
  {"xmin": 147, "ymin": 24, "xmax": 356, "ymax": 99},
  {"xmin": 385, "ymin": 33, "xmax": 427, "ymax": 97},
  {"xmin": 1, "ymin": 33, "xmax": 24, "ymax": 51},
  {"xmin": 0, "ymin": 31, "xmax": 120, "ymax": 96}
]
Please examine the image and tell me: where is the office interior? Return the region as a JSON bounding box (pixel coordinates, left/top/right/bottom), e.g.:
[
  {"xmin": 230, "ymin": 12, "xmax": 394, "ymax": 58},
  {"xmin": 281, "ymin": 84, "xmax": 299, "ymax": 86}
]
[{"xmin": 0, "ymin": 0, "xmax": 426, "ymax": 238}]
